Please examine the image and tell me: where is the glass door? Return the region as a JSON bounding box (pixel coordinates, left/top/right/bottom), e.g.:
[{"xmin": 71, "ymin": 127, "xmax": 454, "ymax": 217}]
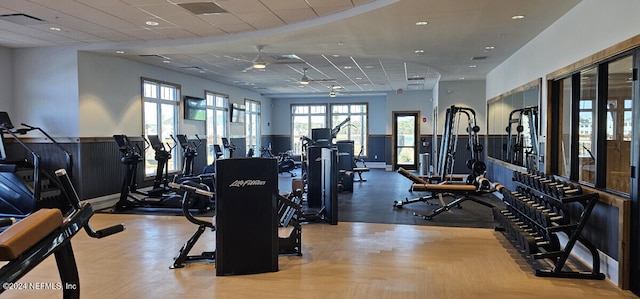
[{"xmin": 393, "ymin": 112, "xmax": 419, "ymax": 170}]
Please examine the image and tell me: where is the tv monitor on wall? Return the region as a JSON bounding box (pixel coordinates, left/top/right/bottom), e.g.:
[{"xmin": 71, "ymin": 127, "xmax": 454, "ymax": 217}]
[
  {"xmin": 184, "ymin": 96, "xmax": 206, "ymax": 121},
  {"xmin": 231, "ymin": 103, "xmax": 245, "ymax": 123}
]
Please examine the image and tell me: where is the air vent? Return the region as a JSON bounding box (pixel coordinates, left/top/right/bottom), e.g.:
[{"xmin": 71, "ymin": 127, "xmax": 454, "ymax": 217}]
[
  {"xmin": 471, "ymin": 56, "xmax": 488, "ymax": 61},
  {"xmin": 0, "ymin": 13, "xmax": 47, "ymax": 25},
  {"xmin": 408, "ymin": 77, "xmax": 425, "ymax": 81},
  {"xmin": 177, "ymin": 2, "xmax": 227, "ymax": 15}
]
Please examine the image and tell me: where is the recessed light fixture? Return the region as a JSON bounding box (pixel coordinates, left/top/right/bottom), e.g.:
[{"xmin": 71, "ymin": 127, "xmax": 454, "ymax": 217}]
[
  {"xmin": 332, "ymin": 54, "xmax": 340, "ymax": 57},
  {"xmin": 343, "ymin": 66, "xmax": 352, "ymax": 69},
  {"xmin": 511, "ymin": 15, "xmax": 525, "ymax": 20},
  {"xmin": 415, "ymin": 21, "xmax": 428, "ymax": 26},
  {"xmin": 459, "ymin": 77, "xmax": 465, "ymax": 80},
  {"xmin": 146, "ymin": 21, "xmax": 159, "ymax": 26},
  {"xmin": 469, "ymin": 65, "xmax": 477, "ymax": 68},
  {"xmin": 414, "ymin": 49, "xmax": 424, "ymax": 54},
  {"xmin": 49, "ymin": 27, "xmax": 61, "ymax": 31},
  {"xmin": 485, "ymin": 46, "xmax": 495, "ymax": 51},
  {"xmin": 337, "ymin": 42, "xmax": 344, "ymax": 46},
  {"xmin": 162, "ymin": 60, "xmax": 171, "ymax": 63},
  {"xmin": 115, "ymin": 50, "xmax": 125, "ymax": 54},
  {"xmin": 356, "ymin": 77, "xmax": 363, "ymax": 80},
  {"xmin": 365, "ymin": 65, "xmax": 374, "ymax": 69}
]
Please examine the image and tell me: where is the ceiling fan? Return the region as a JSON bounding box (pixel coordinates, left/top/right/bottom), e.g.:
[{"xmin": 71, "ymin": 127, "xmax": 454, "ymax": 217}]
[
  {"xmin": 241, "ymin": 45, "xmax": 306, "ymax": 72},
  {"xmin": 300, "ymin": 68, "xmax": 336, "ymax": 85}
]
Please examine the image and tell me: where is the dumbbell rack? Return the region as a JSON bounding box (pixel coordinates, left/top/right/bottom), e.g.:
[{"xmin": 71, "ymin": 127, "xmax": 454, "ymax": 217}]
[{"xmin": 493, "ymin": 170, "xmax": 605, "ymax": 280}]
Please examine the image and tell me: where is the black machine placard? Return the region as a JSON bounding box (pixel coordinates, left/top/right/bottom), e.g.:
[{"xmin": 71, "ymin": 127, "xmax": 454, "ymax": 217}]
[{"xmin": 215, "ymin": 158, "xmax": 279, "ymax": 276}]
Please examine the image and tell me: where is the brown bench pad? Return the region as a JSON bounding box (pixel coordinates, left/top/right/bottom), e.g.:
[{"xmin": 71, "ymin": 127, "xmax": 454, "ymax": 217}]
[
  {"xmin": 411, "ymin": 183, "xmax": 477, "ymax": 192},
  {"xmin": 397, "ymin": 167, "xmax": 428, "ymax": 184},
  {"xmin": 0, "ymin": 209, "xmax": 64, "ymax": 261}
]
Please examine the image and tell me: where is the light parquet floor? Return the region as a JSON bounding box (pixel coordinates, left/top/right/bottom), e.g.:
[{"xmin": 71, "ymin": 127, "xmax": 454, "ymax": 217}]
[{"xmin": 1, "ymin": 213, "xmax": 636, "ymax": 299}]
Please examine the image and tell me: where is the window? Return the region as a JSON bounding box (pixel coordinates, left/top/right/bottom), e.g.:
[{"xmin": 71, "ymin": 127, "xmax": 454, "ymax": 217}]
[
  {"xmin": 551, "ymin": 53, "xmax": 635, "ymax": 195},
  {"xmin": 291, "ymin": 104, "xmax": 327, "ymax": 155},
  {"xmin": 331, "ymin": 104, "xmax": 368, "ymax": 157},
  {"xmin": 142, "ymin": 79, "xmax": 180, "ymax": 176},
  {"xmin": 205, "ymin": 91, "xmax": 228, "ymax": 164},
  {"xmin": 245, "ymin": 99, "xmax": 261, "ymax": 154}
]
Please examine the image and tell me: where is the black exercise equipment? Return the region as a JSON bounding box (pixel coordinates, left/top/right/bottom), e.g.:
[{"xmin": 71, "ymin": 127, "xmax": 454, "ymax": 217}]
[
  {"xmin": 221, "ymin": 137, "xmax": 236, "ymax": 158},
  {"xmin": 215, "ymin": 158, "xmax": 279, "ymax": 275},
  {"xmin": 393, "ymin": 167, "xmax": 496, "ymax": 219},
  {"xmin": 505, "ymin": 106, "xmax": 538, "ymax": 170},
  {"xmin": 168, "ymin": 181, "xmax": 215, "ymax": 269},
  {"xmin": 174, "ymin": 134, "xmax": 202, "ymax": 177},
  {"xmin": 168, "ymin": 180, "xmax": 303, "ymax": 269},
  {"xmin": 0, "ymin": 112, "xmax": 73, "ymax": 217},
  {"xmin": 112, "ymin": 134, "xmax": 183, "ymax": 211},
  {"xmin": 0, "ymin": 168, "xmax": 124, "ymax": 299},
  {"xmin": 437, "ymin": 105, "xmax": 485, "ymax": 180},
  {"xmin": 143, "ymin": 134, "xmax": 175, "ymax": 195},
  {"xmin": 493, "ymin": 170, "xmax": 604, "ymax": 280}
]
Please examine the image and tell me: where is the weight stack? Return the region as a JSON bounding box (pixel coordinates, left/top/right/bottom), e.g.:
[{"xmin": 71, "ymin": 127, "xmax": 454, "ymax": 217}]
[{"xmin": 215, "ymin": 158, "xmax": 279, "ymax": 276}]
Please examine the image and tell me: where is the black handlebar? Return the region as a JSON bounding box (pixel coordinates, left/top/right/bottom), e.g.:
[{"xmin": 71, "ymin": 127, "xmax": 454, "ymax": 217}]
[{"xmin": 55, "ymin": 168, "xmax": 125, "ymax": 239}]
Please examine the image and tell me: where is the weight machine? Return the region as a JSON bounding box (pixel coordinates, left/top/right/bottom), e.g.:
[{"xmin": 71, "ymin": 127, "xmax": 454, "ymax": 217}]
[
  {"xmin": 393, "ymin": 105, "xmax": 495, "ymax": 219},
  {"xmin": 437, "ymin": 105, "xmax": 485, "ymax": 180},
  {"xmin": 505, "ymin": 106, "xmax": 538, "ymax": 170}
]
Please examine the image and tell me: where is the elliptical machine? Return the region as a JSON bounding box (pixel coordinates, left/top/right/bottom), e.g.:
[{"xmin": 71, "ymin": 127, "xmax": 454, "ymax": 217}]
[{"xmin": 113, "ymin": 134, "xmax": 183, "ymax": 211}]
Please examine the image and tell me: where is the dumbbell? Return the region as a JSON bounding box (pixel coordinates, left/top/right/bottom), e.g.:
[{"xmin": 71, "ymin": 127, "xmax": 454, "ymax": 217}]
[{"xmin": 555, "ymin": 184, "xmax": 582, "ymax": 197}]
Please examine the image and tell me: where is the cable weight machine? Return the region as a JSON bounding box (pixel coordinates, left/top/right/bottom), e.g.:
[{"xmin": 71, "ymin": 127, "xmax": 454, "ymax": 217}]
[
  {"xmin": 437, "ymin": 105, "xmax": 485, "ymax": 182},
  {"xmin": 505, "ymin": 106, "xmax": 538, "ymax": 171}
]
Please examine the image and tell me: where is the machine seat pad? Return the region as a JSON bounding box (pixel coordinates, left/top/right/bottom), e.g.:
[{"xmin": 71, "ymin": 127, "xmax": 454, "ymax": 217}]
[
  {"xmin": 0, "ymin": 209, "xmax": 63, "ymax": 261},
  {"xmin": 412, "ymin": 183, "xmax": 477, "ymax": 192}
]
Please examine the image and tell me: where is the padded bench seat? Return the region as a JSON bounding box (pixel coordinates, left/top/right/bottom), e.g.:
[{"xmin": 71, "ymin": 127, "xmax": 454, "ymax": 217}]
[
  {"xmin": 0, "ymin": 209, "xmax": 63, "ymax": 261},
  {"xmin": 411, "ymin": 183, "xmax": 477, "ymax": 192}
]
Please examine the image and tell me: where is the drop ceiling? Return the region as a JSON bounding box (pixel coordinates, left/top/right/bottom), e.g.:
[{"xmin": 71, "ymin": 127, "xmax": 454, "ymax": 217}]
[{"xmin": 0, "ymin": 0, "xmax": 582, "ymax": 98}]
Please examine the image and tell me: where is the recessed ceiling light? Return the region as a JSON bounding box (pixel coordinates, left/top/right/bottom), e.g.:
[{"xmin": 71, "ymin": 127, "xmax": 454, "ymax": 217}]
[
  {"xmin": 415, "ymin": 21, "xmax": 428, "ymax": 26},
  {"xmin": 146, "ymin": 21, "xmax": 159, "ymax": 26},
  {"xmin": 365, "ymin": 65, "xmax": 374, "ymax": 69},
  {"xmin": 469, "ymin": 65, "xmax": 477, "ymax": 68},
  {"xmin": 511, "ymin": 15, "xmax": 525, "ymax": 20},
  {"xmin": 332, "ymin": 54, "xmax": 339, "ymax": 57},
  {"xmin": 115, "ymin": 50, "xmax": 125, "ymax": 54},
  {"xmin": 337, "ymin": 42, "xmax": 344, "ymax": 46},
  {"xmin": 356, "ymin": 77, "xmax": 363, "ymax": 80},
  {"xmin": 485, "ymin": 46, "xmax": 495, "ymax": 51},
  {"xmin": 49, "ymin": 27, "xmax": 61, "ymax": 31},
  {"xmin": 199, "ymin": 70, "xmax": 205, "ymax": 73},
  {"xmin": 459, "ymin": 77, "xmax": 465, "ymax": 80},
  {"xmin": 414, "ymin": 49, "xmax": 424, "ymax": 54},
  {"xmin": 343, "ymin": 66, "xmax": 352, "ymax": 69},
  {"xmin": 162, "ymin": 60, "xmax": 171, "ymax": 63}
]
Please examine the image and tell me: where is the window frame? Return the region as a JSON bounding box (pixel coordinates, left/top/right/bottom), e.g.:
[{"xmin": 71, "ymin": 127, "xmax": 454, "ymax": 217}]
[
  {"xmin": 205, "ymin": 90, "xmax": 228, "ymax": 164},
  {"xmin": 290, "ymin": 104, "xmax": 328, "ymax": 155},
  {"xmin": 141, "ymin": 77, "xmax": 181, "ymax": 177}
]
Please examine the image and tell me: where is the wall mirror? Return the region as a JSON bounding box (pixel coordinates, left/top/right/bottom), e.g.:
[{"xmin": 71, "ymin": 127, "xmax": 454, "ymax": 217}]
[{"xmin": 486, "ymin": 79, "xmax": 541, "ymax": 169}]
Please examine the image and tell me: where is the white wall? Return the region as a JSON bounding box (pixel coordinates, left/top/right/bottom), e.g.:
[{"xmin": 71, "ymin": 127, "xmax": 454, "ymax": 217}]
[
  {"xmin": 12, "ymin": 47, "xmax": 79, "ymax": 137},
  {"xmin": 269, "ymin": 94, "xmax": 387, "ymax": 136},
  {"xmin": 437, "ymin": 80, "xmax": 486, "ymax": 135},
  {"xmin": 0, "ymin": 47, "xmax": 12, "ymax": 114},
  {"xmin": 77, "ymin": 51, "xmax": 270, "ymax": 138},
  {"xmin": 385, "ymin": 90, "xmax": 434, "ymax": 135}
]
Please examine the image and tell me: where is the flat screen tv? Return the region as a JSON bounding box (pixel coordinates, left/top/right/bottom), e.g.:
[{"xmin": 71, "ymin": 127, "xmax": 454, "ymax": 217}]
[
  {"xmin": 230, "ymin": 103, "xmax": 245, "ymax": 123},
  {"xmin": 184, "ymin": 96, "xmax": 206, "ymax": 121}
]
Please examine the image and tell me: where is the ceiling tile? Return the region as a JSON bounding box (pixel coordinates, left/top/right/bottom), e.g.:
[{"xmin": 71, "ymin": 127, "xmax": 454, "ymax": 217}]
[
  {"xmin": 273, "ymin": 8, "xmax": 318, "ymax": 24},
  {"xmin": 260, "ymin": 0, "xmax": 311, "ymax": 11},
  {"xmin": 216, "ymin": 0, "xmax": 269, "ymax": 13},
  {"xmin": 236, "ymin": 11, "xmax": 285, "ymax": 30}
]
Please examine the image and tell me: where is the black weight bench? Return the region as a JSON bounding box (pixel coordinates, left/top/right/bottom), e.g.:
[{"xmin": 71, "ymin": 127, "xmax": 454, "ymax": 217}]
[
  {"xmin": 393, "ymin": 167, "xmax": 496, "ymax": 219},
  {"xmin": 353, "ymin": 167, "xmax": 370, "ymax": 182}
]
